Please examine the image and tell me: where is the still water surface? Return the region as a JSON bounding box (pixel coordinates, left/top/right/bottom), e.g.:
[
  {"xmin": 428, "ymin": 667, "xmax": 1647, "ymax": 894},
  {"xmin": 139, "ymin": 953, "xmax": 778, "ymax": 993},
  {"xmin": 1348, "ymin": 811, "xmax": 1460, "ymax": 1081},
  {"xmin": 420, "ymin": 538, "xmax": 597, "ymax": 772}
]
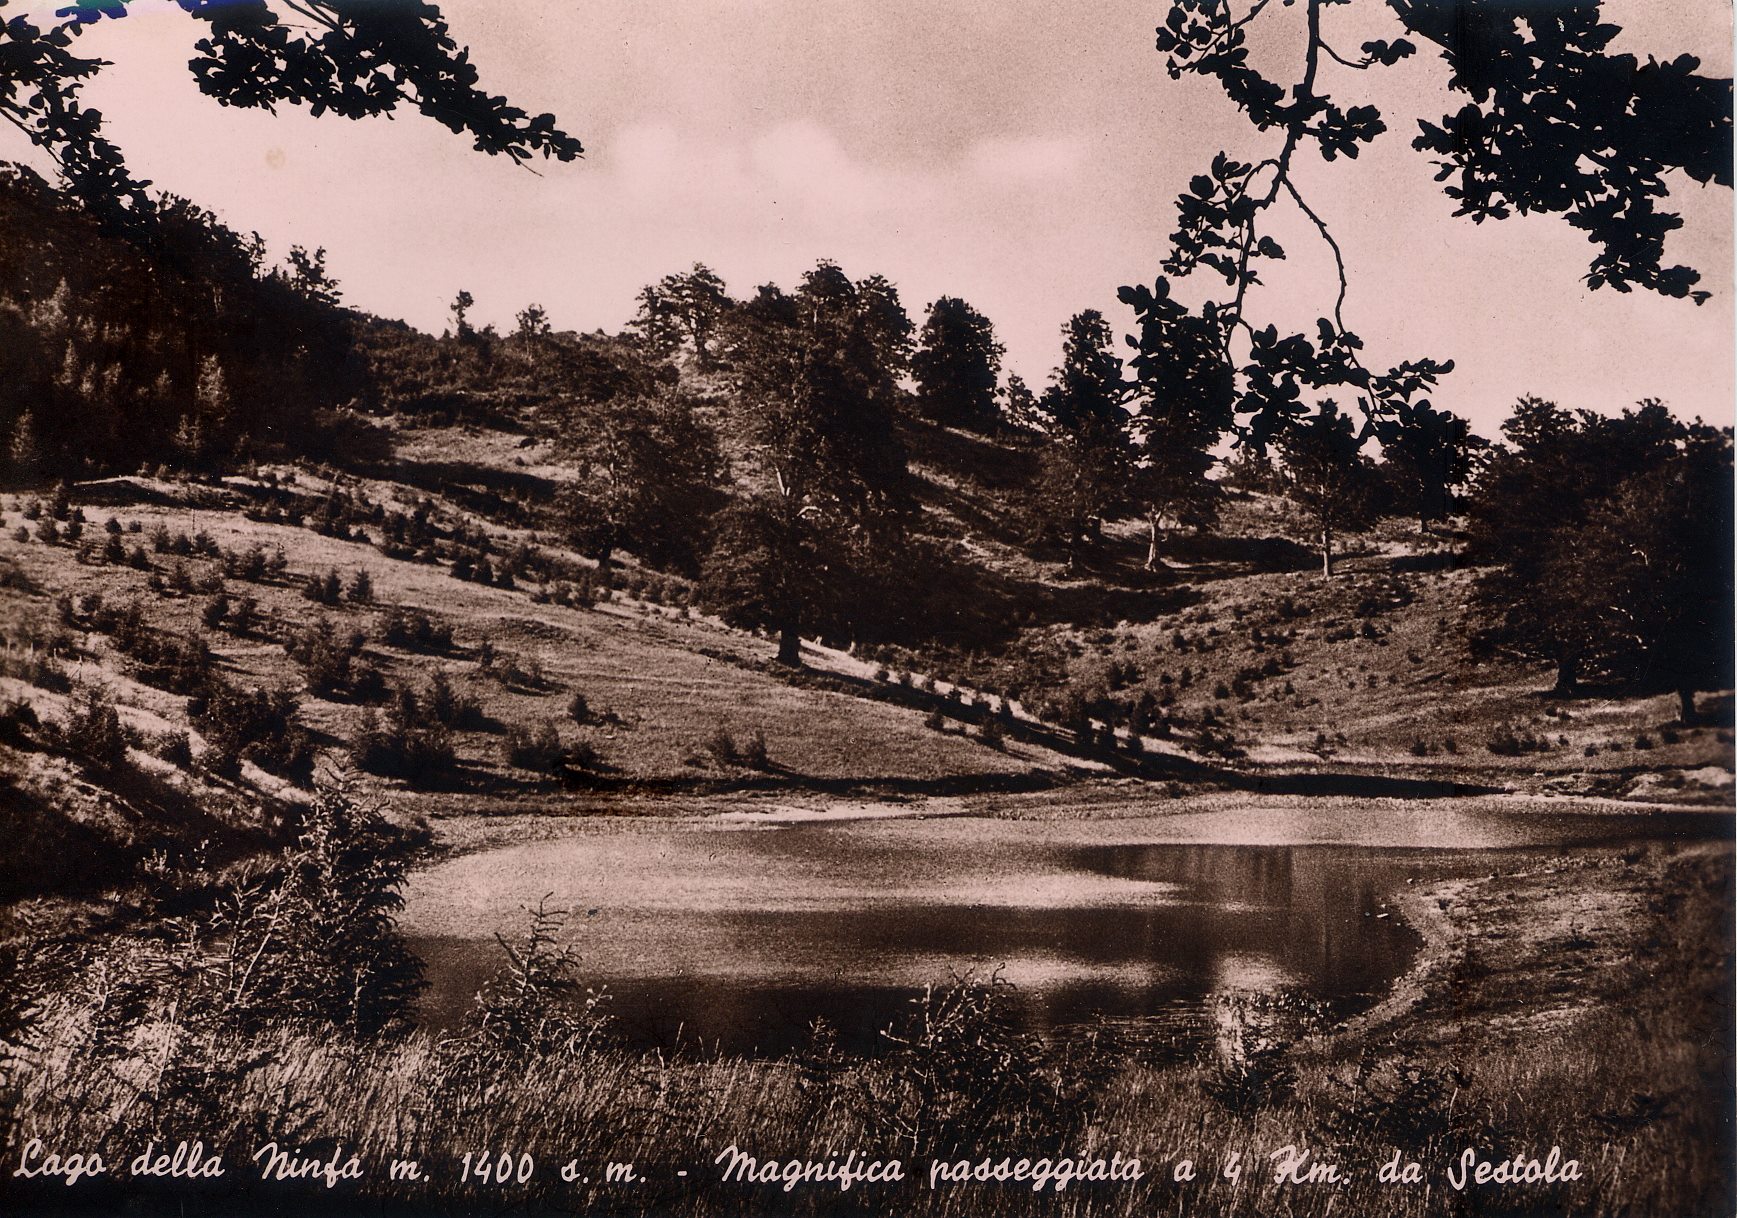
[{"xmin": 403, "ymin": 804, "xmax": 1728, "ymax": 1056}]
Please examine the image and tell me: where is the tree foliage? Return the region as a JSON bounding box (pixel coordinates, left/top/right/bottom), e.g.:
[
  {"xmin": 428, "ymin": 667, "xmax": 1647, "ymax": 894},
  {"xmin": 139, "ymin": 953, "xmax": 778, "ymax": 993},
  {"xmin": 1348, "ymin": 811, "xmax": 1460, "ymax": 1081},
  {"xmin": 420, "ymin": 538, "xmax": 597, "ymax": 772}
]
[
  {"xmin": 1275, "ymin": 400, "xmax": 1377, "ymax": 577},
  {"xmin": 911, "ymin": 296, "xmax": 1004, "ymax": 429},
  {"xmin": 1136, "ymin": 0, "xmax": 1729, "ymax": 461},
  {"xmin": 1, "ymin": 1, "xmax": 583, "ymax": 232},
  {"xmin": 561, "ymin": 391, "xmax": 727, "ymax": 574},
  {"xmin": 702, "ymin": 265, "xmax": 910, "ymax": 663},
  {"xmin": 0, "ymin": 165, "xmax": 359, "ymax": 482},
  {"xmin": 629, "ymin": 263, "xmax": 732, "ymax": 368},
  {"xmin": 1470, "ymin": 396, "xmax": 1732, "ymax": 713},
  {"xmin": 1033, "ymin": 311, "xmax": 1133, "ymax": 568},
  {"xmin": 1397, "ymin": 0, "xmax": 1732, "ymax": 302},
  {"xmin": 1374, "ymin": 399, "xmax": 1484, "ymax": 531}
]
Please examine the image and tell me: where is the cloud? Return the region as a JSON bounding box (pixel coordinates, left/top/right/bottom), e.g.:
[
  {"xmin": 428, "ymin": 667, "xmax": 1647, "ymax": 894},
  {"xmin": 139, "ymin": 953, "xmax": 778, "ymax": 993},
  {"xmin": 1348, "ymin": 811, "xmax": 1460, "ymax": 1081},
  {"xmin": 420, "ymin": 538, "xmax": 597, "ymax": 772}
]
[{"xmin": 604, "ymin": 119, "xmax": 933, "ymax": 221}]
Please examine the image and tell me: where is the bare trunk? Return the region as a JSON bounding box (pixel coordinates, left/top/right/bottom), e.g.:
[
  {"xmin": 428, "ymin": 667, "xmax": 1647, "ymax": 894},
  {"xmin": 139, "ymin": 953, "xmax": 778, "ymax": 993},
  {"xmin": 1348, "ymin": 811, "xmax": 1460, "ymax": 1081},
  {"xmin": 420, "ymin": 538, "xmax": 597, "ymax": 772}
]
[
  {"xmin": 776, "ymin": 623, "xmax": 802, "ymax": 667},
  {"xmin": 1320, "ymin": 526, "xmax": 1334, "ymax": 578},
  {"xmin": 1145, "ymin": 512, "xmax": 1162, "ymax": 570},
  {"xmin": 1553, "ymin": 655, "xmax": 1580, "ymax": 697},
  {"xmin": 1679, "ymin": 686, "xmax": 1699, "ymax": 725}
]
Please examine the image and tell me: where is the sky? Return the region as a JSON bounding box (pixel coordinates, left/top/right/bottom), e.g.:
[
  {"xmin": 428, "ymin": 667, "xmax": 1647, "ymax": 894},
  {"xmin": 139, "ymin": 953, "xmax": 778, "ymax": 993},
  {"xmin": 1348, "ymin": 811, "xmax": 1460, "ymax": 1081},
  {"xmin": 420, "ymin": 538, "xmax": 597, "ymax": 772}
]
[{"xmin": 5, "ymin": 0, "xmax": 1732, "ymax": 436}]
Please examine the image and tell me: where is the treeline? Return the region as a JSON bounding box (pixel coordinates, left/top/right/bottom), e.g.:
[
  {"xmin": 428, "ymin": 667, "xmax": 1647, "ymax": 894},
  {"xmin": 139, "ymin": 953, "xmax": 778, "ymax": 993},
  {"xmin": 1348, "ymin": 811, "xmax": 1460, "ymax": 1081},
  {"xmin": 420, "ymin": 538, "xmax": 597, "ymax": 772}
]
[{"xmin": 0, "ymin": 164, "xmax": 364, "ymax": 477}]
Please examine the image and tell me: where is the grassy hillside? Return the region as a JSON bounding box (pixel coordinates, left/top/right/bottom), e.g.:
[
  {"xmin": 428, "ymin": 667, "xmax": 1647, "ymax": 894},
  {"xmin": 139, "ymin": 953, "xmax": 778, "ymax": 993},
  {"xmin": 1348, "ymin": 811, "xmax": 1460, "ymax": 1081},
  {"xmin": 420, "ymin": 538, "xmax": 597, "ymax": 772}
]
[{"xmin": 1, "ymin": 406, "xmax": 1728, "ymax": 909}]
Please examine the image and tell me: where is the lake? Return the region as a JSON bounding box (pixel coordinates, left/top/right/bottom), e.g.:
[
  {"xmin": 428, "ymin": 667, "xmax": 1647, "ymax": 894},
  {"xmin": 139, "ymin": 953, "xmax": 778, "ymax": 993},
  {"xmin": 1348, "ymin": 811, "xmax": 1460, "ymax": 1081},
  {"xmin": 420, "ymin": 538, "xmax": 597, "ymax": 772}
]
[{"xmin": 402, "ymin": 801, "xmax": 1730, "ymax": 1056}]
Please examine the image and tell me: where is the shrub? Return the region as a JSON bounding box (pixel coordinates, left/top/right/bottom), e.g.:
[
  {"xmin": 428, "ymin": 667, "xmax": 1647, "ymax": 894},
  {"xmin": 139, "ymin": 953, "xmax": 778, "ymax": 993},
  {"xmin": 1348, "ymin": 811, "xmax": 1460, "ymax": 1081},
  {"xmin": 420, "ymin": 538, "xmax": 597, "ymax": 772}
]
[
  {"xmin": 979, "ymin": 718, "xmax": 1006, "ymax": 750},
  {"xmin": 1634, "ymin": 732, "xmax": 1655, "ymax": 751},
  {"xmin": 704, "ymin": 726, "xmax": 739, "ymax": 767},
  {"xmin": 350, "ymin": 705, "xmax": 456, "ymax": 785},
  {"xmin": 347, "ymin": 568, "xmax": 374, "ymax": 604},
  {"xmin": 566, "ymin": 691, "xmax": 592, "ymax": 725},
  {"xmin": 228, "ymin": 594, "xmax": 259, "ymax": 636},
  {"xmin": 924, "ymin": 707, "xmax": 948, "ymax": 732},
  {"xmin": 441, "ymin": 898, "xmax": 610, "ymax": 1067},
  {"xmin": 378, "ymin": 605, "xmax": 453, "ymax": 652},
  {"xmin": 190, "ymin": 681, "xmax": 315, "ymax": 784},
  {"xmin": 229, "ymin": 545, "xmax": 268, "ymax": 582},
  {"xmin": 422, "ymin": 670, "xmax": 485, "ymax": 730},
  {"xmin": 150, "ymin": 730, "xmax": 194, "ymax": 768},
  {"xmin": 740, "ymin": 729, "xmax": 769, "ymax": 771},
  {"xmin": 123, "ymin": 630, "xmax": 214, "ymax": 696},
  {"xmin": 854, "ymin": 974, "xmax": 1109, "ymax": 1160},
  {"xmin": 303, "ymin": 568, "xmax": 342, "ymax": 605},
  {"xmin": 1204, "ymin": 991, "xmax": 1321, "ymax": 1115},
  {"xmin": 60, "ymin": 685, "xmax": 130, "ymax": 771},
  {"xmin": 0, "ymin": 697, "xmax": 40, "ymax": 745},
  {"xmin": 206, "ymin": 783, "xmax": 425, "ymax": 1034},
  {"xmin": 1486, "ymin": 724, "xmax": 1548, "ymax": 756},
  {"xmin": 503, "ymin": 721, "xmax": 566, "ymax": 774},
  {"xmin": 286, "ymin": 619, "xmax": 384, "ymax": 701},
  {"xmin": 201, "ymin": 593, "xmax": 230, "ymax": 630}
]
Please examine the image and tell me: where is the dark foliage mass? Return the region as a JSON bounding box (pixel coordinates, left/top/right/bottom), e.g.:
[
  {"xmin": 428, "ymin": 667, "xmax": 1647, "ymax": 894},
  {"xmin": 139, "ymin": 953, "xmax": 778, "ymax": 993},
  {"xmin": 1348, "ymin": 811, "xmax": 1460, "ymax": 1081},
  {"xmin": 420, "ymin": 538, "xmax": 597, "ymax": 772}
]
[
  {"xmin": 701, "ymin": 262, "xmax": 913, "ymax": 663},
  {"xmin": 911, "ymin": 296, "xmax": 1004, "ymax": 429},
  {"xmin": 0, "ymin": 166, "xmax": 362, "ymax": 480},
  {"xmin": 1470, "ymin": 398, "xmax": 1734, "ymax": 720}
]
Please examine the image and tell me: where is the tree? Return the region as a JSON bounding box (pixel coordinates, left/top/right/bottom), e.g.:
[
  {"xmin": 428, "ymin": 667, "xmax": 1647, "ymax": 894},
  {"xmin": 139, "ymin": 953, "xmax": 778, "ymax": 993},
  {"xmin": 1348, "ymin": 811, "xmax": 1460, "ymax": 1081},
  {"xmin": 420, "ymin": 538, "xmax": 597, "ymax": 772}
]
[
  {"xmin": 1470, "ymin": 397, "xmax": 1721, "ymax": 700},
  {"xmin": 1570, "ymin": 430, "xmax": 1734, "ymax": 722},
  {"xmin": 629, "ymin": 264, "xmax": 732, "ymax": 368},
  {"xmin": 514, "ymin": 303, "xmax": 552, "ymax": 339},
  {"xmin": 702, "ymin": 269, "xmax": 910, "ymax": 665},
  {"xmin": 561, "ymin": 392, "xmax": 727, "ymax": 575},
  {"xmin": 1132, "ymin": 0, "xmax": 1730, "ymax": 459},
  {"xmin": 999, "ymin": 373, "xmax": 1043, "ymax": 433},
  {"xmin": 450, "ymin": 289, "xmax": 475, "ymax": 339},
  {"xmin": 6, "ymin": 410, "xmax": 42, "ymax": 486},
  {"xmin": 1033, "ymin": 310, "xmax": 1134, "ymax": 568},
  {"xmin": 0, "ymin": 3, "xmax": 583, "ymax": 232},
  {"xmin": 1375, "ymin": 401, "xmax": 1485, "ymax": 531},
  {"xmin": 284, "ymin": 245, "xmax": 342, "ymax": 307},
  {"xmin": 1275, "ymin": 401, "xmax": 1377, "ymax": 577},
  {"xmin": 911, "ymin": 297, "xmax": 1004, "ymax": 429},
  {"xmin": 855, "ymin": 274, "xmax": 917, "ymax": 380},
  {"xmin": 1122, "ymin": 277, "xmax": 1236, "ymax": 567},
  {"xmin": 175, "ymin": 354, "xmax": 232, "ymax": 469}
]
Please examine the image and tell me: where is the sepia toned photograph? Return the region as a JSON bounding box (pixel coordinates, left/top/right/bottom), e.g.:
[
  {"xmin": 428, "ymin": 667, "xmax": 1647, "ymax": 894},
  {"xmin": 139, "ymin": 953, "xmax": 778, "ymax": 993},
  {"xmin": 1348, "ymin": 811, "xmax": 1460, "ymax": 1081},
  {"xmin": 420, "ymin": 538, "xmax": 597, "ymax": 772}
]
[{"xmin": 0, "ymin": 1, "xmax": 1732, "ymax": 1215}]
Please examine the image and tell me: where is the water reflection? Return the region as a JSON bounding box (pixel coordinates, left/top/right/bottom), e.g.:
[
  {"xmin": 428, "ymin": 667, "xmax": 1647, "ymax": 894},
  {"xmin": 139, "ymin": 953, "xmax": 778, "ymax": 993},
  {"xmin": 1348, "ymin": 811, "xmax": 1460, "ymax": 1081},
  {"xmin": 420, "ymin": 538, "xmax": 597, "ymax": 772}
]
[
  {"xmin": 407, "ymin": 813, "xmax": 1732, "ymax": 1058},
  {"xmin": 414, "ymin": 843, "xmax": 1444, "ymax": 1056}
]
